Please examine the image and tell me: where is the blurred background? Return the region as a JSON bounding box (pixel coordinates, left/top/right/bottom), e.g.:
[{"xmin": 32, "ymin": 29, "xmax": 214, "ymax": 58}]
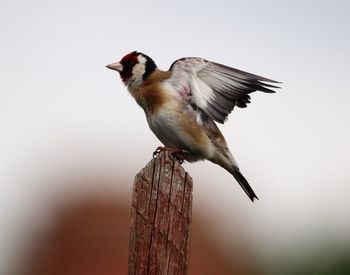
[{"xmin": 1, "ymin": 0, "xmax": 350, "ymax": 274}]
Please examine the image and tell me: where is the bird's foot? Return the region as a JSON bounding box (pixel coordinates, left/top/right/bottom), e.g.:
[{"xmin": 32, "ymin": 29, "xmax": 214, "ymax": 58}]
[
  {"xmin": 169, "ymin": 148, "xmax": 185, "ymax": 164},
  {"xmin": 152, "ymin": 146, "xmax": 185, "ymax": 164},
  {"xmin": 153, "ymin": 146, "xmax": 165, "ymax": 159}
]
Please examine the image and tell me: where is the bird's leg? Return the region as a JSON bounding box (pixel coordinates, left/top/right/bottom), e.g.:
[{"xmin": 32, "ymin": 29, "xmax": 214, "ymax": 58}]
[
  {"xmin": 168, "ymin": 148, "xmax": 185, "ymax": 164},
  {"xmin": 152, "ymin": 146, "xmax": 185, "ymax": 164},
  {"xmin": 153, "ymin": 146, "xmax": 165, "ymax": 159}
]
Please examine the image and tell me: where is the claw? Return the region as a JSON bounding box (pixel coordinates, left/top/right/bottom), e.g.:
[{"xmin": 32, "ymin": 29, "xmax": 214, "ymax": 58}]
[
  {"xmin": 153, "ymin": 146, "xmax": 164, "ymax": 159},
  {"xmin": 169, "ymin": 150, "xmax": 185, "ymax": 164},
  {"xmin": 152, "ymin": 146, "xmax": 185, "ymax": 164}
]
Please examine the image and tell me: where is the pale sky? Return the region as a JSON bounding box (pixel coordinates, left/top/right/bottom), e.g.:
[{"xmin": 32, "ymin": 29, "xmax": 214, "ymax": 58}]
[{"xmin": 1, "ymin": 0, "xmax": 350, "ymax": 273}]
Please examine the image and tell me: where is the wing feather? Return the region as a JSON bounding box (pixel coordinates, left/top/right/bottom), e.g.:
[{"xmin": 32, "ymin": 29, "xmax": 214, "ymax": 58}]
[{"xmin": 168, "ymin": 57, "xmax": 280, "ymax": 123}]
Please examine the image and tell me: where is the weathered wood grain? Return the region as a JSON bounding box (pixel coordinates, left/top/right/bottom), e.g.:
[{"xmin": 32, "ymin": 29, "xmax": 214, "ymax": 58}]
[{"xmin": 128, "ymin": 151, "xmax": 193, "ymax": 275}]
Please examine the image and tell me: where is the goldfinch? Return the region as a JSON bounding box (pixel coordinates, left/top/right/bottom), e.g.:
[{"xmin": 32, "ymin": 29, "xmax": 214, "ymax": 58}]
[{"xmin": 106, "ymin": 51, "xmax": 280, "ymax": 201}]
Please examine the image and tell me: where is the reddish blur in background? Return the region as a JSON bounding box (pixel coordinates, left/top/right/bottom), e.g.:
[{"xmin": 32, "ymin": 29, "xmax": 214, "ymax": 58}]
[
  {"xmin": 13, "ymin": 181, "xmax": 256, "ymax": 275},
  {"xmin": 7, "ymin": 174, "xmax": 350, "ymax": 275}
]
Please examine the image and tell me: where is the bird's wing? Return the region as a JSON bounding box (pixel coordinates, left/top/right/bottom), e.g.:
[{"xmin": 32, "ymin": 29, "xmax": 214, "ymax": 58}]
[{"xmin": 167, "ymin": 57, "xmax": 280, "ymax": 123}]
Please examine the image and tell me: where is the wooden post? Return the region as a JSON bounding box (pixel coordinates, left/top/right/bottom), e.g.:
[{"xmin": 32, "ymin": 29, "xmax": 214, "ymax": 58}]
[{"xmin": 128, "ymin": 151, "xmax": 193, "ymax": 275}]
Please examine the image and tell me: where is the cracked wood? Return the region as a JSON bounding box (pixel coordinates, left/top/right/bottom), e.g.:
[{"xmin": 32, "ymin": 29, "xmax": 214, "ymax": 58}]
[{"xmin": 128, "ymin": 151, "xmax": 193, "ymax": 275}]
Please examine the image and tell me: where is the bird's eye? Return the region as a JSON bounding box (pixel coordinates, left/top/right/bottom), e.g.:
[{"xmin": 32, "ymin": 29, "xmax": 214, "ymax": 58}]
[
  {"xmin": 121, "ymin": 59, "xmax": 136, "ymax": 75},
  {"xmin": 125, "ymin": 60, "xmax": 135, "ymax": 67}
]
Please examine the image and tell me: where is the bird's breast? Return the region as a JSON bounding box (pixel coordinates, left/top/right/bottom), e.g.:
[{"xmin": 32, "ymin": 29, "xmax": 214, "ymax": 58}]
[
  {"xmin": 146, "ymin": 100, "xmax": 185, "ymax": 147},
  {"xmin": 131, "ymin": 81, "xmax": 215, "ymax": 156},
  {"xmin": 146, "ymin": 99, "xmax": 215, "ymax": 157}
]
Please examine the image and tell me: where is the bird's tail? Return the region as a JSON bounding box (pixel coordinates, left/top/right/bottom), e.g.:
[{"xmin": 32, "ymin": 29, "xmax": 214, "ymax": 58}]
[
  {"xmin": 211, "ymin": 151, "xmax": 258, "ymax": 202},
  {"xmin": 230, "ymin": 168, "xmax": 258, "ymax": 202}
]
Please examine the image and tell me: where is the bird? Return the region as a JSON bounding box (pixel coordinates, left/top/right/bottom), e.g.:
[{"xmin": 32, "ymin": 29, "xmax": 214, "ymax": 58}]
[{"xmin": 106, "ymin": 51, "xmax": 280, "ymax": 202}]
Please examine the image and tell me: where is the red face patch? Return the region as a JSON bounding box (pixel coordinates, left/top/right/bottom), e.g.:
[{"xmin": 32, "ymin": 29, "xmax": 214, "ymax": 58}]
[
  {"xmin": 119, "ymin": 52, "xmax": 139, "ymax": 83},
  {"xmin": 121, "ymin": 52, "xmax": 139, "ymax": 64}
]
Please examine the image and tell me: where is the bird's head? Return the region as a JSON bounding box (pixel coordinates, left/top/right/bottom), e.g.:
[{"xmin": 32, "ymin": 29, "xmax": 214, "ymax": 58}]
[{"xmin": 106, "ymin": 51, "xmax": 157, "ymax": 87}]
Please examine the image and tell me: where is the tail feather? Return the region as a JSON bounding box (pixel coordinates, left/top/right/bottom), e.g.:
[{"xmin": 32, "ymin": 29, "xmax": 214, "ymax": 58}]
[
  {"xmin": 208, "ymin": 140, "xmax": 258, "ymax": 202},
  {"xmin": 231, "ymin": 169, "xmax": 259, "ymax": 202}
]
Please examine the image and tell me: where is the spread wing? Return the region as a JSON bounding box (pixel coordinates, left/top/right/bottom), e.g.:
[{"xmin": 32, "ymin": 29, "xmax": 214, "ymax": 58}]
[{"xmin": 167, "ymin": 57, "xmax": 280, "ymax": 123}]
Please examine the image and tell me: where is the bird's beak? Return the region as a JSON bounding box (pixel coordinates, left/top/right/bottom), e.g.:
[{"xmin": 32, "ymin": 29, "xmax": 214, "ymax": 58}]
[{"xmin": 106, "ymin": 62, "xmax": 123, "ymax": 72}]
